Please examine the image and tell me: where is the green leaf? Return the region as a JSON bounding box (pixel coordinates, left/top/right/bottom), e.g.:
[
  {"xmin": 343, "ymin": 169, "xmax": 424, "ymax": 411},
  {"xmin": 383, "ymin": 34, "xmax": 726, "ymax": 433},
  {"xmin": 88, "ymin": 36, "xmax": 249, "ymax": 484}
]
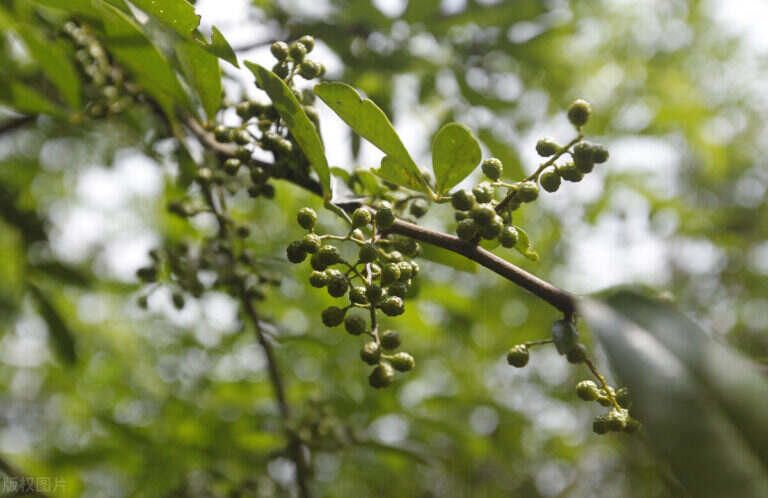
[
  {"xmin": 0, "ymin": 79, "xmax": 65, "ymax": 117},
  {"xmin": 431, "ymin": 123, "xmax": 481, "ymax": 195},
  {"xmin": 314, "ymin": 81, "xmax": 429, "ymax": 194},
  {"xmin": 354, "ymin": 169, "xmax": 385, "ymax": 195},
  {"xmin": 330, "ymin": 167, "xmax": 351, "ymax": 183},
  {"xmin": 245, "ymin": 62, "xmax": 331, "ymax": 197},
  {"xmin": 126, "ymin": 0, "xmax": 238, "ymax": 66},
  {"xmin": 420, "ymin": 245, "xmax": 477, "ymax": 273},
  {"xmin": 550, "ymin": 319, "xmax": 578, "ymax": 354},
  {"xmin": 512, "ymin": 226, "xmax": 539, "ymax": 261},
  {"xmin": 175, "ymin": 144, "xmax": 197, "ymax": 189},
  {"xmin": 581, "ymin": 291, "xmax": 768, "ymax": 498},
  {"xmin": 97, "ymin": 1, "xmax": 192, "ymax": 121},
  {"xmin": 15, "ymin": 24, "xmax": 82, "ymax": 108},
  {"xmin": 28, "ymin": 283, "xmax": 77, "ymax": 364},
  {"xmin": 174, "ymin": 40, "xmax": 221, "ymax": 121}
]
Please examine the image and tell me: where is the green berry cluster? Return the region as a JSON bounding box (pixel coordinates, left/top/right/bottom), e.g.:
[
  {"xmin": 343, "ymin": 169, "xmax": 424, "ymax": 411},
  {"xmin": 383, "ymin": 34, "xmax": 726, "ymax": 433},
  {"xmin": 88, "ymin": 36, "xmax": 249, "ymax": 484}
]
[
  {"xmin": 288, "ymin": 205, "xmax": 417, "ymax": 388},
  {"xmin": 448, "ymin": 100, "xmax": 609, "ymax": 249},
  {"xmin": 577, "ymin": 381, "xmax": 639, "ymax": 434},
  {"xmin": 62, "ymin": 22, "xmax": 143, "ymax": 119},
  {"xmin": 269, "ymin": 36, "xmax": 326, "ymax": 81}
]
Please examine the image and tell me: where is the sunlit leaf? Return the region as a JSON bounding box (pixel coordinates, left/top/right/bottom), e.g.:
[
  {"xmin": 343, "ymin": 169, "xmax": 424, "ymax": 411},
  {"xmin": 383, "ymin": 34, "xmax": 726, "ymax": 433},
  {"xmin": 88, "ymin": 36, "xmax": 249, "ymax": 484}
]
[
  {"xmin": 431, "ymin": 123, "xmax": 481, "ymax": 195},
  {"xmin": 174, "ymin": 40, "xmax": 222, "ymax": 121},
  {"xmin": 512, "ymin": 225, "xmax": 539, "ymax": 261}
]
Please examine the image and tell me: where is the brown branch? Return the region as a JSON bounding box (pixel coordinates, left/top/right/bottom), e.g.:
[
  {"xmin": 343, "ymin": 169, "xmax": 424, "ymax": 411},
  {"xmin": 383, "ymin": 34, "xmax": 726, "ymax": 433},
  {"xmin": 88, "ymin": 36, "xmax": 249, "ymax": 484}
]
[{"xmin": 0, "ymin": 115, "xmax": 35, "ymax": 135}]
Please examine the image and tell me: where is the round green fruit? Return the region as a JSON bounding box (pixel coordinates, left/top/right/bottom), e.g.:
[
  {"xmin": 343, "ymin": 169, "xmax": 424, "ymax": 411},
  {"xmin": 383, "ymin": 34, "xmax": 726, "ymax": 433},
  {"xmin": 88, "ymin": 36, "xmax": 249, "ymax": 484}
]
[
  {"xmin": 391, "ymin": 352, "xmax": 415, "ymax": 372},
  {"xmin": 360, "ymin": 341, "xmax": 382, "ymax": 365},
  {"xmin": 481, "ymin": 158, "xmax": 503, "ymax": 180},
  {"xmin": 321, "ymin": 306, "xmax": 346, "ymax": 327},
  {"xmin": 507, "ymin": 345, "xmax": 529, "ymax": 368},
  {"xmin": 567, "ymin": 99, "xmax": 592, "ymax": 127},
  {"xmin": 369, "ymin": 363, "xmax": 394, "ymax": 388}
]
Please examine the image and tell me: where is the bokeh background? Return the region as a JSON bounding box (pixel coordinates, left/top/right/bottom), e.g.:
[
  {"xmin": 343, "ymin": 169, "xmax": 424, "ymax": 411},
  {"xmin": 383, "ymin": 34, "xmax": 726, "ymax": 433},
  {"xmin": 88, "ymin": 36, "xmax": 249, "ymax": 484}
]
[{"xmin": 0, "ymin": 0, "xmax": 767, "ymax": 496}]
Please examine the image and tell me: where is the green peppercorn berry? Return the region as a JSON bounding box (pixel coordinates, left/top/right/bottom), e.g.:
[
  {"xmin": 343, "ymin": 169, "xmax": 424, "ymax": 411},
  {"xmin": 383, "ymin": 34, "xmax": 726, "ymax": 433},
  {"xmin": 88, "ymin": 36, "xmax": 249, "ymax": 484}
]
[
  {"xmin": 213, "ymin": 125, "xmax": 232, "ymax": 143},
  {"xmin": 606, "ymin": 410, "xmax": 626, "ymax": 432},
  {"xmin": 498, "ymin": 225, "xmax": 519, "ymax": 248},
  {"xmin": 481, "ymin": 158, "xmax": 503, "ymax": 180},
  {"xmin": 455, "ymin": 211, "xmax": 469, "ymax": 222},
  {"xmin": 456, "ymin": 218, "xmax": 479, "ymax": 241},
  {"xmin": 232, "ymin": 129, "xmax": 250, "ymax": 146},
  {"xmin": 470, "ymin": 204, "xmax": 496, "ymax": 226},
  {"xmin": 300, "ymin": 233, "xmax": 321, "ymax": 254},
  {"xmin": 317, "ymin": 245, "xmax": 341, "ymax": 267},
  {"xmin": 350, "ymin": 229, "xmax": 365, "ymax": 241},
  {"xmin": 136, "ymin": 266, "xmax": 157, "ymax": 282},
  {"xmin": 349, "ymin": 286, "xmax": 369, "ymax": 304},
  {"xmin": 380, "ymin": 296, "xmax": 405, "ymax": 316},
  {"xmin": 380, "ymin": 263, "xmax": 401, "ymax": 286},
  {"xmin": 575, "ymin": 380, "xmax": 600, "ymax": 401},
  {"xmin": 567, "ymin": 99, "xmax": 592, "ymax": 127},
  {"xmin": 369, "ymin": 363, "xmax": 394, "ymax": 389},
  {"xmin": 387, "ymin": 281, "xmax": 408, "ymax": 298},
  {"xmin": 539, "ymin": 169, "xmax": 561, "ymax": 192},
  {"xmin": 310, "ymin": 253, "xmax": 327, "ymax": 271},
  {"xmin": 536, "ymin": 137, "xmax": 559, "ymax": 157},
  {"xmin": 250, "ymin": 166, "xmax": 268, "ymax": 184},
  {"xmin": 309, "ymin": 271, "xmax": 328, "ymax": 288},
  {"xmin": 623, "ymin": 417, "xmax": 641, "ymax": 434},
  {"xmin": 196, "ymin": 168, "xmax": 213, "ymax": 183},
  {"xmin": 272, "ymin": 61, "xmax": 290, "ymax": 79},
  {"xmin": 297, "ymin": 207, "xmax": 317, "ymax": 230},
  {"xmin": 473, "ymin": 182, "xmax": 494, "ymax": 204},
  {"xmin": 321, "ymin": 306, "xmax": 346, "ymax": 327},
  {"xmin": 235, "ymin": 147, "xmax": 251, "ymax": 162},
  {"xmin": 172, "ymin": 292, "xmax": 185, "ymax": 310},
  {"xmin": 298, "ymin": 60, "xmax": 321, "ymax": 79},
  {"xmin": 351, "ymin": 207, "xmax": 372, "ymax": 228},
  {"xmin": 517, "ymin": 181, "xmax": 539, "ymax": 203},
  {"xmin": 289, "ymin": 41, "xmax": 307, "ymax": 61},
  {"xmin": 397, "ymin": 261, "xmax": 413, "ymax": 281},
  {"xmin": 380, "ymin": 330, "xmax": 401, "ymax": 350},
  {"xmin": 223, "ymin": 158, "xmax": 241, "ymax": 176},
  {"xmin": 286, "ymin": 241, "xmax": 307, "ymax": 264},
  {"xmin": 360, "ymin": 341, "xmax": 382, "ymax": 365},
  {"xmin": 366, "ymin": 285, "xmax": 385, "ymax": 304},
  {"xmin": 358, "ymin": 243, "xmax": 378, "ymax": 263},
  {"xmin": 409, "ymin": 199, "xmax": 429, "ymax": 218},
  {"xmin": 375, "ymin": 203, "xmax": 396, "ymax": 229},
  {"xmin": 344, "ymin": 314, "xmax": 367, "ymax": 336},
  {"xmin": 616, "ymin": 387, "xmax": 631, "ymax": 409},
  {"xmin": 298, "ymin": 35, "xmax": 315, "ymax": 52},
  {"xmin": 136, "ymin": 295, "xmax": 148, "ymax": 309},
  {"xmin": 391, "ymin": 352, "xmax": 415, "ymax": 372},
  {"xmin": 385, "ymin": 250, "xmax": 404, "ymax": 263},
  {"xmin": 480, "ymin": 215, "xmax": 503, "ymax": 240},
  {"xmin": 235, "ymin": 101, "xmax": 250, "ymax": 119},
  {"xmin": 411, "ymin": 262, "xmax": 420, "ymax": 277},
  {"xmin": 566, "ymin": 343, "xmax": 587, "ymax": 364},
  {"xmin": 573, "ymin": 143, "xmax": 595, "ymax": 173},
  {"xmin": 270, "ymin": 41, "xmax": 290, "ymax": 61},
  {"xmin": 248, "ymin": 101, "xmax": 265, "ymax": 118},
  {"xmin": 451, "ymin": 189, "xmax": 476, "ymax": 211},
  {"xmin": 327, "ymin": 274, "xmax": 349, "ymax": 298},
  {"xmin": 592, "ymin": 144, "xmax": 609, "ymax": 164},
  {"xmin": 592, "ymin": 415, "xmax": 610, "ymax": 435},
  {"xmin": 597, "ymin": 394, "xmax": 612, "ymax": 407},
  {"xmin": 507, "ymin": 345, "xmax": 529, "ymax": 368},
  {"xmin": 558, "ymin": 162, "xmax": 584, "ymax": 182}
]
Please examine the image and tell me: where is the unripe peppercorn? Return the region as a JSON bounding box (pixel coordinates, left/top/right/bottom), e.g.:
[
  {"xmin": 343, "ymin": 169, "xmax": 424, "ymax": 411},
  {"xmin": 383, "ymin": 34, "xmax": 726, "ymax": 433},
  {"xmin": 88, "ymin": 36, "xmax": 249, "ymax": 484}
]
[
  {"xmin": 606, "ymin": 410, "xmax": 626, "ymax": 432},
  {"xmin": 397, "ymin": 261, "xmax": 413, "ymax": 281},
  {"xmin": 172, "ymin": 292, "xmax": 185, "ymax": 310},
  {"xmin": 298, "ymin": 35, "xmax": 315, "ymax": 52},
  {"xmin": 297, "ymin": 207, "xmax": 317, "ymax": 230},
  {"xmin": 298, "ymin": 60, "xmax": 321, "ymax": 79},
  {"xmin": 213, "ymin": 125, "xmax": 232, "ymax": 143},
  {"xmin": 309, "ymin": 271, "xmax": 328, "ymax": 288},
  {"xmin": 480, "ymin": 215, "xmax": 503, "ymax": 240},
  {"xmin": 517, "ymin": 181, "xmax": 539, "ymax": 203},
  {"xmin": 235, "ymin": 101, "xmax": 250, "ymax": 119},
  {"xmin": 391, "ymin": 352, "xmax": 415, "ymax": 372},
  {"xmin": 286, "ymin": 241, "xmax": 307, "ymax": 263},
  {"xmin": 507, "ymin": 345, "xmax": 529, "ymax": 367},
  {"xmin": 358, "ymin": 243, "xmax": 378, "ymax": 263},
  {"xmin": 380, "ymin": 296, "xmax": 405, "ymax": 316},
  {"xmin": 344, "ymin": 315, "xmax": 366, "ymax": 336},
  {"xmin": 471, "ymin": 204, "xmax": 496, "ymax": 225},
  {"xmin": 273, "ymin": 61, "xmax": 290, "ymax": 79},
  {"xmin": 536, "ymin": 137, "xmax": 559, "ymax": 157},
  {"xmin": 567, "ymin": 99, "xmax": 592, "ymax": 127},
  {"xmin": 380, "ymin": 330, "xmax": 401, "ymax": 350},
  {"xmin": 591, "ymin": 144, "xmax": 609, "ymax": 164},
  {"xmin": 327, "ymin": 274, "xmax": 349, "ymax": 298},
  {"xmin": 409, "ymin": 199, "xmax": 428, "ymax": 218},
  {"xmin": 234, "ymin": 147, "xmax": 251, "ymax": 162},
  {"xmin": 592, "ymin": 415, "xmax": 610, "ymax": 435},
  {"xmin": 558, "ymin": 162, "xmax": 584, "ymax": 182},
  {"xmin": 270, "ymin": 41, "xmax": 289, "ymax": 61},
  {"xmin": 375, "ymin": 203, "xmax": 395, "ymax": 229},
  {"xmin": 366, "ymin": 285, "xmax": 385, "ymax": 304},
  {"xmin": 223, "ymin": 158, "xmax": 241, "ymax": 176},
  {"xmin": 566, "ymin": 343, "xmax": 587, "ymax": 364},
  {"xmin": 289, "ymin": 42, "xmax": 307, "ymax": 61},
  {"xmin": 573, "ymin": 143, "xmax": 595, "ymax": 173},
  {"xmin": 473, "ymin": 182, "xmax": 494, "ymax": 204},
  {"xmin": 233, "ymin": 129, "xmax": 251, "ymax": 146},
  {"xmin": 301, "ymin": 233, "xmax": 322, "ymax": 253},
  {"xmin": 349, "ymin": 286, "xmax": 368, "ymax": 304},
  {"xmin": 360, "ymin": 341, "xmax": 381, "ymax": 365},
  {"xmin": 387, "ymin": 281, "xmax": 408, "ymax": 298},
  {"xmin": 456, "ymin": 218, "xmax": 479, "ymax": 241},
  {"xmin": 498, "ymin": 225, "xmax": 519, "ymax": 248},
  {"xmin": 250, "ymin": 166, "xmax": 268, "ymax": 184},
  {"xmin": 616, "ymin": 387, "xmax": 631, "ymax": 408},
  {"xmin": 576, "ymin": 380, "xmax": 600, "ymax": 401},
  {"xmin": 451, "ymin": 189, "xmax": 475, "ymax": 211},
  {"xmin": 539, "ymin": 169, "xmax": 561, "ymax": 192},
  {"xmin": 321, "ymin": 306, "xmax": 346, "ymax": 327},
  {"xmin": 309, "ymin": 253, "xmax": 327, "ymax": 271},
  {"xmin": 481, "ymin": 158, "xmax": 503, "ymax": 180},
  {"xmin": 317, "ymin": 245, "xmax": 340, "ymax": 267},
  {"xmin": 351, "ymin": 207, "xmax": 372, "ymax": 228},
  {"xmin": 380, "ymin": 263, "xmax": 401, "ymax": 286},
  {"xmin": 369, "ymin": 363, "xmax": 394, "ymax": 388},
  {"xmin": 196, "ymin": 167, "xmax": 213, "ymax": 183},
  {"xmin": 455, "ymin": 211, "xmax": 469, "ymax": 222}
]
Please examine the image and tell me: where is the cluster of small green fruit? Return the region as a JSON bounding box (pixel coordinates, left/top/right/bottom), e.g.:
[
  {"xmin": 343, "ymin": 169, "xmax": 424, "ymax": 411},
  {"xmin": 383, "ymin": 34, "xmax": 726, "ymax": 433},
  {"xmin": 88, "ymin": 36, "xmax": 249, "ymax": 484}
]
[
  {"xmin": 287, "ymin": 205, "xmax": 417, "ymax": 388},
  {"xmin": 575, "ymin": 381, "xmax": 639, "ymax": 434},
  {"xmin": 269, "ymin": 36, "xmax": 326, "ymax": 81},
  {"xmin": 449, "ymin": 100, "xmax": 609, "ymax": 247},
  {"xmin": 62, "ymin": 22, "xmax": 143, "ymax": 118}
]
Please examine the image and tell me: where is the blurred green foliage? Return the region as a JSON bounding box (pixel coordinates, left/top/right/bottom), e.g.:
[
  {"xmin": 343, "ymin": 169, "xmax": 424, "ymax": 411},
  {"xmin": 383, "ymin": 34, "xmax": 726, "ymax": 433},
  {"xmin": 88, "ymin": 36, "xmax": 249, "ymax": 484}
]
[{"xmin": 0, "ymin": 0, "xmax": 766, "ymax": 496}]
